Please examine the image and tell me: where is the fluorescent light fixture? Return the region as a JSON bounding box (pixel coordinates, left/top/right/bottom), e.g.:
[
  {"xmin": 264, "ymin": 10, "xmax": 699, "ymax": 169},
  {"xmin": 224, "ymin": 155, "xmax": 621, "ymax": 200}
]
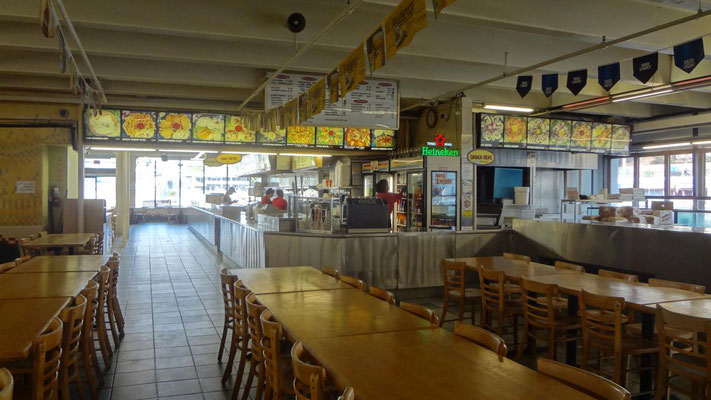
[
  {"xmin": 89, "ymin": 147, "xmax": 155, "ymax": 152},
  {"xmin": 278, "ymin": 153, "xmax": 332, "ymax": 157},
  {"xmin": 642, "ymin": 142, "xmax": 690, "ymax": 150},
  {"xmin": 611, "ymin": 89, "xmax": 673, "ymax": 103},
  {"xmin": 220, "ymin": 151, "xmax": 277, "ymax": 155},
  {"xmin": 483, "ymin": 104, "xmax": 534, "ymax": 113},
  {"xmin": 158, "ymin": 149, "xmax": 202, "ymax": 153},
  {"xmin": 192, "ymin": 152, "xmax": 205, "ymax": 160},
  {"xmin": 693, "ymin": 140, "xmax": 711, "ymax": 146}
]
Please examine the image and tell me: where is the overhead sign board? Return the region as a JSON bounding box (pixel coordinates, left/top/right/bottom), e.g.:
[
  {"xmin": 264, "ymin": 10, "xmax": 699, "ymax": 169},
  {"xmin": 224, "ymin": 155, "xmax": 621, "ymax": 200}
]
[{"xmin": 467, "ymin": 149, "xmax": 495, "ymax": 165}]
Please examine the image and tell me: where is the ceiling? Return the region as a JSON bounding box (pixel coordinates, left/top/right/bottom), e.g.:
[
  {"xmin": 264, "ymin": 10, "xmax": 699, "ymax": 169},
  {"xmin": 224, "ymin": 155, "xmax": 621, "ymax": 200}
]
[{"xmin": 1, "ymin": 0, "xmax": 711, "ymax": 121}]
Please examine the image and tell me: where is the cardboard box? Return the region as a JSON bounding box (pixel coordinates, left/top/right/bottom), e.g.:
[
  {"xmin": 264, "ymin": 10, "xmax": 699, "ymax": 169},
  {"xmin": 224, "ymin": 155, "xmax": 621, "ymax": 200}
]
[
  {"xmin": 652, "ymin": 210, "xmax": 674, "ymax": 225},
  {"xmin": 652, "ymin": 201, "xmax": 673, "ymax": 211}
]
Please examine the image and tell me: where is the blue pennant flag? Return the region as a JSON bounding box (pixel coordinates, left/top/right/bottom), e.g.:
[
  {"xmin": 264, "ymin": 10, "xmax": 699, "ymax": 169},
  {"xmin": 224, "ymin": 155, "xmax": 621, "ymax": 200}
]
[
  {"xmin": 598, "ymin": 62, "xmax": 620, "ymax": 92},
  {"xmin": 633, "ymin": 52, "xmax": 658, "ymax": 84},
  {"xmin": 516, "ymin": 76, "xmax": 532, "ymax": 98},
  {"xmin": 541, "ymin": 74, "xmax": 558, "ymax": 97},
  {"xmin": 566, "ymin": 69, "xmax": 587, "ymax": 96},
  {"xmin": 674, "ymin": 38, "xmax": 705, "ymax": 74}
]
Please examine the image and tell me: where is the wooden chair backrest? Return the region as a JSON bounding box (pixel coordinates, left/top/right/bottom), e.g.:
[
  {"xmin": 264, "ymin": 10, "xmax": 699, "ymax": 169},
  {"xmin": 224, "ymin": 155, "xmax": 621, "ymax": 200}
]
[
  {"xmin": 85, "ymin": 235, "xmax": 97, "ymax": 254},
  {"xmin": 537, "ymin": 358, "xmax": 631, "ymax": 400},
  {"xmin": 220, "ymin": 268, "xmax": 239, "ymax": 315},
  {"xmin": 260, "ymin": 309, "xmax": 284, "ymax": 396},
  {"xmin": 454, "ymin": 321, "xmax": 507, "ymax": 361},
  {"xmin": 649, "ymin": 278, "xmax": 705, "ymax": 294},
  {"xmin": 598, "ymin": 269, "xmax": 638, "ymax": 282},
  {"xmin": 340, "ymin": 275, "xmax": 366, "ymax": 291},
  {"xmin": 321, "ymin": 266, "xmax": 340, "ymax": 279},
  {"xmin": 245, "ymin": 293, "xmax": 266, "ymax": 362},
  {"xmin": 555, "ymin": 260, "xmax": 585, "ymax": 273},
  {"xmin": 97, "ymin": 266, "xmax": 111, "ymax": 311},
  {"xmin": 399, "ymin": 301, "xmax": 439, "ymax": 325},
  {"xmin": 520, "ymin": 278, "xmax": 558, "ymax": 328},
  {"xmin": 232, "ymin": 282, "xmax": 251, "ymax": 336},
  {"xmin": 0, "ymin": 261, "xmax": 15, "ymax": 274},
  {"xmin": 81, "ymin": 280, "xmax": 100, "ymax": 346},
  {"xmin": 656, "ymin": 304, "xmax": 711, "ymax": 393},
  {"xmin": 579, "ymin": 290, "xmax": 624, "ymax": 353},
  {"xmin": 338, "ymin": 387, "xmax": 354, "ymax": 400},
  {"xmin": 106, "ymin": 259, "xmax": 120, "ymax": 291},
  {"xmin": 59, "ymin": 295, "xmax": 87, "ymax": 367},
  {"xmin": 442, "ymin": 259, "xmax": 467, "ymax": 296},
  {"xmin": 17, "ymin": 237, "xmax": 30, "ymax": 258},
  {"xmin": 478, "ymin": 266, "xmax": 506, "ymax": 313},
  {"xmin": 291, "ymin": 341, "xmax": 327, "ymax": 400},
  {"xmin": 503, "ymin": 252, "xmax": 531, "ymax": 263},
  {"xmin": 369, "ymin": 285, "xmax": 395, "ymax": 305},
  {"xmin": 0, "ymin": 368, "xmax": 12, "ymax": 400},
  {"xmin": 15, "ymin": 255, "xmax": 32, "ymax": 265},
  {"xmin": 33, "ymin": 317, "xmax": 63, "ymax": 400}
]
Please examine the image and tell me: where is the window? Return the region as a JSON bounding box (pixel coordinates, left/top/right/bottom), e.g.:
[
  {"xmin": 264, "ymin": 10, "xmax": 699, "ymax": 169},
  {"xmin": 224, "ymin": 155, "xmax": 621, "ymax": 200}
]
[
  {"xmin": 155, "ymin": 159, "xmax": 180, "ymax": 207},
  {"xmin": 609, "ymin": 157, "xmax": 634, "ymax": 194},
  {"xmin": 204, "ymin": 164, "xmax": 228, "ymax": 194},
  {"xmin": 669, "ymin": 153, "xmax": 693, "ymax": 197},
  {"xmin": 638, "ymin": 155, "xmax": 665, "ymax": 196},
  {"xmin": 704, "ymin": 153, "xmax": 711, "ymax": 197},
  {"xmin": 182, "ymin": 160, "xmax": 205, "ymax": 206},
  {"xmin": 135, "ymin": 158, "xmax": 156, "ymax": 208},
  {"xmin": 84, "ymin": 158, "xmax": 116, "ymax": 209}
]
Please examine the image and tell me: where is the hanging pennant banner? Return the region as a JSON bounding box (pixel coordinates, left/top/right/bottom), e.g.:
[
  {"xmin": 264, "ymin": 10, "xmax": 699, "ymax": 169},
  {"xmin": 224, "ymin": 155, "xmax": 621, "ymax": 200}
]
[
  {"xmin": 597, "ymin": 62, "xmax": 620, "ymax": 92},
  {"xmin": 384, "ymin": 0, "xmax": 427, "ymax": 60},
  {"xmin": 541, "ymin": 74, "xmax": 558, "ymax": 97},
  {"xmin": 339, "ymin": 43, "xmax": 367, "ymax": 96},
  {"xmin": 516, "ymin": 76, "xmax": 532, "ymax": 98},
  {"xmin": 566, "ymin": 69, "xmax": 587, "ymax": 96},
  {"xmin": 307, "ymin": 79, "xmax": 327, "ymax": 120},
  {"xmin": 285, "ymin": 98, "xmax": 298, "ymax": 128},
  {"xmin": 39, "ymin": 0, "xmax": 55, "ymax": 38},
  {"xmin": 366, "ymin": 26, "xmax": 386, "ymax": 74},
  {"xmin": 633, "ymin": 52, "xmax": 658, "ymax": 84},
  {"xmin": 674, "ymin": 38, "xmax": 705, "ymax": 74},
  {"xmin": 433, "ymin": 0, "xmax": 456, "ymax": 19},
  {"xmin": 327, "ymin": 70, "xmax": 340, "ymax": 103},
  {"xmin": 297, "ymin": 93, "xmax": 308, "ymax": 124},
  {"xmin": 58, "ymin": 32, "xmax": 68, "ymax": 74}
]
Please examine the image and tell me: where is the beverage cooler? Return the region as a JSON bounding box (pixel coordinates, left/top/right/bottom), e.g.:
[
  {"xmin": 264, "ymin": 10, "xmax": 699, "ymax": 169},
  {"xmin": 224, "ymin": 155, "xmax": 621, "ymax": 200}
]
[{"xmin": 362, "ymin": 161, "xmax": 394, "ymax": 198}]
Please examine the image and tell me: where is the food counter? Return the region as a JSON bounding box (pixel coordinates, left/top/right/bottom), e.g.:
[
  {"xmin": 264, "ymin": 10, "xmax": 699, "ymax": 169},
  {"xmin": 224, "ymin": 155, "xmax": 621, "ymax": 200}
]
[{"xmin": 187, "ymin": 206, "xmax": 511, "ymax": 289}]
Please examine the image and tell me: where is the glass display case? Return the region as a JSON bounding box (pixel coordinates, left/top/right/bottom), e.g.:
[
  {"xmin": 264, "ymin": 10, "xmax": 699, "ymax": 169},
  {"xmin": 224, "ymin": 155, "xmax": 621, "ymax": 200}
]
[
  {"xmin": 430, "ymin": 171, "xmax": 457, "ymax": 229},
  {"xmin": 294, "ymin": 196, "xmax": 344, "ymax": 234}
]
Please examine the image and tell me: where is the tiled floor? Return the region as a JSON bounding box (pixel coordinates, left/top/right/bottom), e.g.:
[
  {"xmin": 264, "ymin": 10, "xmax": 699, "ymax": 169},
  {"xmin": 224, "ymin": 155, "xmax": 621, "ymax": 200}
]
[{"xmin": 101, "ymin": 223, "xmax": 249, "ymax": 400}]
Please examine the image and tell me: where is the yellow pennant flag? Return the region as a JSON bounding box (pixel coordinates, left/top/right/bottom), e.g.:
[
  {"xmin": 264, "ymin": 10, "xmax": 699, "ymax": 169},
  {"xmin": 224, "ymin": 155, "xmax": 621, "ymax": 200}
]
[
  {"xmin": 297, "ymin": 93, "xmax": 308, "ymax": 124},
  {"xmin": 339, "ymin": 43, "xmax": 367, "ymax": 96},
  {"xmin": 385, "ymin": 0, "xmax": 427, "ymax": 60},
  {"xmin": 433, "ymin": 0, "xmax": 456, "ymax": 19},
  {"xmin": 366, "ymin": 26, "xmax": 386, "ymax": 74},
  {"xmin": 285, "ymin": 98, "xmax": 298, "ymax": 128},
  {"xmin": 307, "ymin": 79, "xmax": 327, "ymax": 119},
  {"xmin": 327, "ymin": 69, "xmax": 340, "ymax": 104}
]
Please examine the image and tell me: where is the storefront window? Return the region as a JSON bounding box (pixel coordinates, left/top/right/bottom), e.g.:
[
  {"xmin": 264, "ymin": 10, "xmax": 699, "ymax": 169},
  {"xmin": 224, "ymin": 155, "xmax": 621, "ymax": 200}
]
[
  {"xmin": 155, "ymin": 160, "xmax": 181, "ymax": 207},
  {"xmin": 638, "ymin": 155, "xmax": 665, "ymax": 196},
  {"xmin": 204, "ymin": 164, "xmax": 228, "ymax": 195},
  {"xmin": 705, "ymin": 153, "xmax": 711, "ymax": 197},
  {"xmin": 182, "ymin": 160, "xmax": 205, "ymax": 206},
  {"xmin": 669, "ymin": 153, "xmax": 693, "ymax": 197},
  {"xmin": 609, "ymin": 157, "xmax": 634, "ymax": 194},
  {"xmin": 135, "ymin": 158, "xmax": 156, "ymax": 208}
]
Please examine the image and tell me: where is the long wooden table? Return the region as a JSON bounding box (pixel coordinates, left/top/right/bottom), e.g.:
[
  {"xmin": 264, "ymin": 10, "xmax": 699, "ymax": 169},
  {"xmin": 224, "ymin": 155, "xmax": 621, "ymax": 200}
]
[
  {"xmin": 648, "ymin": 297, "xmax": 711, "ymax": 319},
  {"xmin": 0, "ymin": 271, "xmax": 97, "ymax": 299},
  {"xmin": 450, "ymin": 256, "xmax": 579, "ymax": 281},
  {"xmin": 22, "ymin": 233, "xmax": 95, "ymax": 255},
  {"xmin": 0, "ymin": 298, "xmax": 71, "ymax": 361},
  {"xmin": 8, "ymin": 255, "xmax": 108, "ymax": 273},
  {"xmin": 230, "ymin": 266, "xmax": 352, "ymax": 294}
]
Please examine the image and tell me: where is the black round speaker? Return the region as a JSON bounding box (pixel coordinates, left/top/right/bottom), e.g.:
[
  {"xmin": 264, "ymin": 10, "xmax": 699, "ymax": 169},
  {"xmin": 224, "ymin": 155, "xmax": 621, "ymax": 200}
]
[{"xmin": 287, "ymin": 13, "xmax": 306, "ymax": 33}]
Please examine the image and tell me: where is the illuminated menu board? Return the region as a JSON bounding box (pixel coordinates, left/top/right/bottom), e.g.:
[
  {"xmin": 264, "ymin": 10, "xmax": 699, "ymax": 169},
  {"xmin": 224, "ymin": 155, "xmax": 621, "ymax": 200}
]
[
  {"xmin": 611, "ymin": 125, "xmax": 631, "ymax": 155},
  {"xmin": 479, "ymin": 114, "xmax": 504, "ymax": 148},
  {"xmin": 157, "ymin": 112, "xmax": 192, "ymax": 141},
  {"xmin": 257, "ymin": 128, "xmax": 286, "ymax": 145},
  {"xmin": 570, "ymin": 121, "xmax": 592, "ymax": 152},
  {"xmin": 192, "ymin": 114, "xmax": 225, "ymax": 143},
  {"xmin": 345, "ymin": 128, "xmax": 372, "ymax": 149},
  {"xmin": 526, "ymin": 118, "xmax": 549, "ymax": 150},
  {"xmin": 503, "ymin": 116, "xmax": 527, "ymax": 148},
  {"xmin": 549, "ymin": 119, "xmax": 571, "ymax": 151},
  {"xmin": 371, "ymin": 129, "xmax": 396, "ymax": 150},
  {"xmin": 591, "ymin": 123, "xmax": 612, "ymax": 154},
  {"xmin": 121, "ymin": 111, "xmax": 156, "ymax": 141},
  {"xmin": 315, "ymin": 126, "xmax": 344, "ymax": 148},
  {"xmin": 85, "ymin": 109, "xmax": 121, "ymax": 140},
  {"xmin": 286, "ymin": 125, "xmax": 316, "ymax": 147},
  {"xmin": 225, "ymin": 116, "xmax": 255, "ymax": 143}
]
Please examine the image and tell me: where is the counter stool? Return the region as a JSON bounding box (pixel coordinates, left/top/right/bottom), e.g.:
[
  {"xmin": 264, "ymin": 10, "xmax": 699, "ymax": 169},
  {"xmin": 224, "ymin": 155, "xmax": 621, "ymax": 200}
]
[
  {"xmin": 440, "ymin": 259, "xmax": 481, "ymax": 327},
  {"xmin": 537, "ymin": 358, "xmax": 631, "ymax": 400},
  {"xmin": 222, "ymin": 282, "xmax": 250, "ymax": 387},
  {"xmin": 241, "ymin": 294, "xmax": 266, "ymax": 400},
  {"xmin": 59, "ymin": 294, "xmax": 87, "ymax": 400},
  {"xmin": 218, "ymin": 268, "xmax": 239, "ymax": 363},
  {"xmin": 400, "ymin": 302, "xmax": 440, "ymax": 325},
  {"xmin": 454, "ymin": 321, "xmax": 507, "ymax": 361},
  {"xmin": 260, "ymin": 310, "xmax": 295, "ymax": 400},
  {"xmin": 478, "ymin": 266, "xmax": 522, "ymax": 351},
  {"xmin": 81, "ymin": 280, "xmax": 104, "ymax": 399},
  {"xmin": 0, "ymin": 368, "xmax": 12, "ymax": 400},
  {"xmin": 369, "ymin": 285, "xmax": 395, "ymax": 304}
]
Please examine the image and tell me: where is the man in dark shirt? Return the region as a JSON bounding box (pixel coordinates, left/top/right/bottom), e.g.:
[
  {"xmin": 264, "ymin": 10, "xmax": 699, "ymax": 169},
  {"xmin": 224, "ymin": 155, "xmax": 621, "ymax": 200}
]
[{"xmin": 261, "ymin": 188, "xmax": 275, "ymax": 205}]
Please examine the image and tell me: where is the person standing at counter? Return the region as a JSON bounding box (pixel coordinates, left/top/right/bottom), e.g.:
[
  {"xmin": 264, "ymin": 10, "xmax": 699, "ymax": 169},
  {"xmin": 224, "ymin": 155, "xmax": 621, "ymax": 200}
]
[
  {"xmin": 223, "ymin": 187, "xmax": 237, "ymax": 204},
  {"xmin": 272, "ymin": 189, "xmax": 287, "ymax": 210},
  {"xmin": 261, "ymin": 188, "xmax": 274, "ymax": 205},
  {"xmin": 375, "ymin": 179, "xmax": 402, "ymax": 214}
]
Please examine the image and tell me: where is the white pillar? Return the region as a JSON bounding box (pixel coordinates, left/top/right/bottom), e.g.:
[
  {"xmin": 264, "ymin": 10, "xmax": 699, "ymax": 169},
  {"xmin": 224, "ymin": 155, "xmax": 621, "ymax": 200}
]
[{"xmin": 115, "ymin": 151, "xmax": 131, "ymax": 246}]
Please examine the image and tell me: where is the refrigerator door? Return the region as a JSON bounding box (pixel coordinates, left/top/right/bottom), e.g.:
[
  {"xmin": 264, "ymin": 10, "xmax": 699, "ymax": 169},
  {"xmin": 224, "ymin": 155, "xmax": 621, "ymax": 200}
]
[
  {"xmin": 430, "ymin": 171, "xmax": 457, "ymax": 229},
  {"xmin": 363, "ymin": 175, "xmax": 373, "ymax": 197},
  {"xmin": 407, "ymin": 171, "xmax": 424, "ymax": 231}
]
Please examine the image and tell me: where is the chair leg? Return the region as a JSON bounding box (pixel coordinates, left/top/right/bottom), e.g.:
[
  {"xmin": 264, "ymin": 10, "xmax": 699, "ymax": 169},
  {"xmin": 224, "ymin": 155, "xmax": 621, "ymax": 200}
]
[
  {"xmin": 222, "ymin": 333, "xmax": 239, "ymax": 382},
  {"xmin": 218, "ymin": 318, "xmax": 230, "ymax": 362},
  {"xmin": 60, "ymin": 368, "xmax": 71, "ymax": 400},
  {"xmin": 470, "ymin": 299, "xmax": 477, "ymax": 325},
  {"xmin": 82, "ymin": 344, "xmax": 99, "ymax": 400},
  {"xmin": 240, "ymin": 359, "xmax": 257, "ymax": 400},
  {"xmin": 255, "ymin": 362, "xmax": 265, "ymax": 400},
  {"xmin": 95, "ymin": 308, "xmax": 112, "ymax": 367},
  {"xmin": 107, "ymin": 301, "xmax": 120, "ymax": 349},
  {"xmin": 515, "ymin": 322, "xmax": 529, "ymax": 360},
  {"xmin": 439, "ymin": 296, "xmax": 449, "ymax": 327},
  {"xmin": 512, "ymin": 315, "xmax": 519, "ymax": 350},
  {"xmin": 112, "ymin": 295, "xmax": 125, "ymax": 337},
  {"xmin": 234, "ymin": 336, "xmax": 249, "ymax": 389},
  {"xmin": 74, "ymin": 367, "xmax": 87, "ymax": 400},
  {"xmin": 548, "ymin": 329, "xmax": 556, "ymax": 361},
  {"xmin": 457, "ymin": 297, "xmax": 465, "ymax": 323}
]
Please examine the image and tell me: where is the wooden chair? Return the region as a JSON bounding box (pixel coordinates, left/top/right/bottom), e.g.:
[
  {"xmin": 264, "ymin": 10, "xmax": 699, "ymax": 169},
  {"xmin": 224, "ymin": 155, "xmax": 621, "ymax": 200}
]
[
  {"xmin": 106, "ymin": 258, "xmax": 125, "ymax": 344},
  {"xmin": 95, "ymin": 266, "xmax": 113, "ymax": 367},
  {"xmin": 655, "ymin": 304, "xmax": 711, "ymax": 400},
  {"xmin": 440, "ymin": 259, "xmax": 481, "ymax": 327},
  {"xmin": 338, "ymin": 387, "xmax": 354, "ymax": 400},
  {"xmin": 321, "ymin": 266, "xmax": 340, "ymax": 279},
  {"xmin": 555, "ymin": 260, "xmax": 585, "ymax": 273},
  {"xmin": 478, "ymin": 266, "xmax": 521, "ymax": 350},
  {"xmin": 0, "ymin": 261, "xmax": 15, "ymax": 274},
  {"xmin": 291, "ymin": 341, "xmax": 329, "ymax": 400},
  {"xmin": 80, "ymin": 280, "xmax": 103, "ymax": 399},
  {"xmin": 241, "ymin": 293, "xmax": 267, "ymax": 400},
  {"xmin": 400, "ymin": 302, "xmax": 440, "ymax": 325},
  {"xmin": 537, "ymin": 358, "xmax": 631, "ymax": 400},
  {"xmin": 579, "ymin": 290, "xmax": 658, "ymax": 389},
  {"xmin": 0, "ymin": 368, "xmax": 13, "ymax": 400},
  {"xmin": 15, "ymin": 255, "xmax": 32, "ymax": 265},
  {"xmin": 94, "ymin": 233, "xmax": 104, "ymax": 255},
  {"xmin": 454, "ymin": 321, "xmax": 507, "ymax": 361},
  {"xmin": 598, "ymin": 269, "xmax": 638, "ymax": 282},
  {"xmin": 218, "ymin": 268, "xmax": 239, "ymax": 363},
  {"xmin": 517, "ymin": 278, "xmax": 580, "ymax": 361},
  {"xmin": 58, "ymin": 294, "xmax": 87, "ymax": 400},
  {"xmin": 260, "ymin": 310, "xmax": 295, "ymax": 400},
  {"xmin": 503, "ymin": 252, "xmax": 531, "ymax": 263},
  {"xmin": 222, "ymin": 282, "xmax": 250, "ymax": 388},
  {"xmin": 5, "ymin": 317, "xmax": 63, "ymax": 400},
  {"xmin": 648, "ymin": 278, "xmax": 705, "ymax": 294},
  {"xmin": 340, "ymin": 275, "xmax": 366, "ymax": 292},
  {"xmin": 369, "ymin": 285, "xmax": 395, "ymax": 305},
  {"xmin": 77, "ymin": 235, "xmax": 98, "ymax": 255}
]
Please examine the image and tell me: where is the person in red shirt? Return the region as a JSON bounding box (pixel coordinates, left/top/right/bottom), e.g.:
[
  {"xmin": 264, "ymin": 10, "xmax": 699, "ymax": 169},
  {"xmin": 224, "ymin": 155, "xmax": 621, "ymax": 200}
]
[
  {"xmin": 272, "ymin": 189, "xmax": 288, "ymax": 211},
  {"xmin": 375, "ymin": 179, "xmax": 402, "ymax": 214},
  {"xmin": 261, "ymin": 188, "xmax": 274, "ymax": 205}
]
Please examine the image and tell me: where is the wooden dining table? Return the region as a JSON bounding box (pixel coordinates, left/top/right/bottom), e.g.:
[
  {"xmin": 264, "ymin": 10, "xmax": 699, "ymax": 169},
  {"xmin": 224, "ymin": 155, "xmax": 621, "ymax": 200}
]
[
  {"xmin": 305, "ymin": 328, "xmax": 595, "ymax": 400},
  {"xmin": 8, "ymin": 255, "xmax": 108, "ymax": 273},
  {"xmin": 230, "ymin": 266, "xmax": 352, "ymax": 294},
  {"xmin": 656, "ymin": 297, "xmax": 711, "ymax": 319},
  {"xmin": 0, "ymin": 271, "xmax": 97, "ymax": 299},
  {"xmin": 21, "ymin": 233, "xmax": 95, "ymax": 255},
  {"xmin": 0, "ymin": 297, "xmax": 72, "ymax": 361},
  {"xmin": 449, "ymin": 256, "xmax": 579, "ymax": 281}
]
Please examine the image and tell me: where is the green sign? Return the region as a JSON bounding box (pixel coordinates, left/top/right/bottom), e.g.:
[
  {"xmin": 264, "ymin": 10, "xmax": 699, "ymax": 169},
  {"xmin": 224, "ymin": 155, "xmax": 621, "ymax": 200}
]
[{"xmin": 421, "ymin": 146, "xmax": 459, "ymax": 157}]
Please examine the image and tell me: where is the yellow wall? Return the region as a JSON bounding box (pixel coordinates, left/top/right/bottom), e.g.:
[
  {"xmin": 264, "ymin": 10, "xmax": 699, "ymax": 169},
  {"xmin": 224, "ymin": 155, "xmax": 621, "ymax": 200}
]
[
  {"xmin": 413, "ymin": 99, "xmax": 462, "ymax": 149},
  {"xmin": 0, "ymin": 102, "xmax": 81, "ymax": 122}
]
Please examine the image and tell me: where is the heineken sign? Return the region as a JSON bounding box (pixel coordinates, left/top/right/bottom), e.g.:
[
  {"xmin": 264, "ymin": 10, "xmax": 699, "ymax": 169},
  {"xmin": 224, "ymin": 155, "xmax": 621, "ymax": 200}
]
[{"xmin": 422, "ymin": 133, "xmax": 459, "ymax": 157}]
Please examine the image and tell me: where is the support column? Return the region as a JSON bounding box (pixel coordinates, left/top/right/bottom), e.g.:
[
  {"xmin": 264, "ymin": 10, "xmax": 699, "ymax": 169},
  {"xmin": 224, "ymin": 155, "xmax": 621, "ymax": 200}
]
[
  {"xmin": 460, "ymin": 97, "xmax": 474, "ymax": 231},
  {"xmin": 77, "ymin": 149, "xmax": 84, "ymax": 233},
  {"xmin": 114, "ymin": 151, "xmax": 131, "ymax": 246}
]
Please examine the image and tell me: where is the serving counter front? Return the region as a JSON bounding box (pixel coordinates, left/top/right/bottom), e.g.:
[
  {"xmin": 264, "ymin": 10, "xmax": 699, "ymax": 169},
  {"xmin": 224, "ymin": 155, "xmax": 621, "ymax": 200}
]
[{"xmin": 187, "ymin": 206, "xmax": 511, "ymax": 289}]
